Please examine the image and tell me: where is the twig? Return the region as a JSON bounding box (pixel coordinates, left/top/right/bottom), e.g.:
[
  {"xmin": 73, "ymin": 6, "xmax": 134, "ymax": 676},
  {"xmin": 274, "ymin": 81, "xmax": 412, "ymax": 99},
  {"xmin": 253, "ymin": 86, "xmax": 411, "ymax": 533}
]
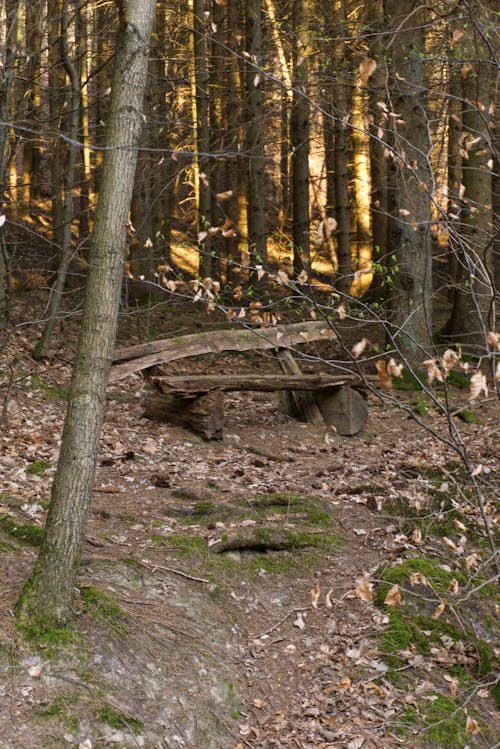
[
  {"xmin": 252, "ymin": 606, "xmax": 310, "ymax": 639},
  {"xmin": 150, "ymin": 562, "xmax": 209, "ymax": 584}
]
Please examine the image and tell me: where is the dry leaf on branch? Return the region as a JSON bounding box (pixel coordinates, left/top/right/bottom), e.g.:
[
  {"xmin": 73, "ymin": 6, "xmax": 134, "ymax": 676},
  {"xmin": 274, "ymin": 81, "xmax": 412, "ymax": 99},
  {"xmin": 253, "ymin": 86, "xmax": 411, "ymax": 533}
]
[
  {"xmin": 387, "ymin": 357, "xmax": 404, "ymax": 378},
  {"xmin": 359, "ymin": 57, "xmax": 377, "ymax": 84},
  {"xmin": 375, "ymin": 359, "xmax": 393, "ymax": 388},
  {"xmin": 384, "ymin": 584, "xmax": 402, "ymax": 606},
  {"xmin": 441, "ymin": 349, "xmax": 460, "ymax": 374},
  {"xmin": 422, "ymin": 358, "xmax": 444, "ymax": 385},
  {"xmin": 487, "ymin": 330, "xmax": 500, "ymax": 351},
  {"xmin": 351, "ymin": 338, "xmax": 370, "ymax": 359},
  {"xmin": 469, "ymin": 370, "xmax": 488, "ymax": 400}
]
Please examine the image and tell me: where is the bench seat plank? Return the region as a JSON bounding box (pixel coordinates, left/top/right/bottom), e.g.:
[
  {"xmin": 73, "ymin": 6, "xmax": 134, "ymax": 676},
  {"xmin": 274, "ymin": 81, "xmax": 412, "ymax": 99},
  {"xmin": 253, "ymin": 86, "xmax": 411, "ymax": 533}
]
[{"xmin": 152, "ymin": 373, "xmax": 361, "ymax": 396}]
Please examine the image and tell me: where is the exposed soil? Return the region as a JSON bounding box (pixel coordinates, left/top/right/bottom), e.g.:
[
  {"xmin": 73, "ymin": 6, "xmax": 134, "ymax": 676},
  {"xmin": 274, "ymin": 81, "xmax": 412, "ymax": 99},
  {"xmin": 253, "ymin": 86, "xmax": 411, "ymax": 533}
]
[{"xmin": 0, "ymin": 319, "xmax": 498, "ymax": 749}]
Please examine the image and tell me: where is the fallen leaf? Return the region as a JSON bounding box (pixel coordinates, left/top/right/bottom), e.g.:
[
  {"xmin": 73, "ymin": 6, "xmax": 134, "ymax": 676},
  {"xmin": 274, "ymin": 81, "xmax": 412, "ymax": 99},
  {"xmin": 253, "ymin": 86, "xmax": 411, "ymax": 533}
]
[
  {"xmin": 409, "ymin": 571, "xmax": 428, "ymax": 587},
  {"xmin": 294, "ymin": 611, "xmax": 306, "ymax": 629},
  {"xmin": 325, "ymin": 588, "xmax": 334, "ymax": 609},
  {"xmin": 252, "ymin": 698, "xmax": 266, "ymax": 709},
  {"xmin": 487, "ymin": 330, "xmax": 500, "ymax": 351},
  {"xmin": 448, "ymin": 579, "xmax": 460, "ymax": 595},
  {"xmin": 431, "ymin": 600, "xmax": 446, "ymax": 620},
  {"xmin": 311, "ymin": 581, "xmax": 321, "ymax": 610},
  {"xmin": 384, "ymin": 584, "xmax": 402, "ymax": 606},
  {"xmin": 442, "ymin": 536, "xmax": 457, "ymax": 551},
  {"xmin": 465, "ymin": 716, "xmax": 480, "ymax": 735},
  {"xmin": 355, "ymin": 576, "xmax": 373, "ymax": 603},
  {"xmin": 411, "ymin": 528, "xmax": 423, "ymax": 545}
]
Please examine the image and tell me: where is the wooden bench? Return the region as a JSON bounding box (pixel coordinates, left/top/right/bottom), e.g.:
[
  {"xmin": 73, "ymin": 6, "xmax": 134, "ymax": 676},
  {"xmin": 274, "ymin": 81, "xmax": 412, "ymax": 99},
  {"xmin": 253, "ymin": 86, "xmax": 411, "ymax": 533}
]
[
  {"xmin": 145, "ymin": 371, "xmax": 367, "ymax": 440},
  {"xmin": 110, "ymin": 321, "xmax": 368, "ymax": 440}
]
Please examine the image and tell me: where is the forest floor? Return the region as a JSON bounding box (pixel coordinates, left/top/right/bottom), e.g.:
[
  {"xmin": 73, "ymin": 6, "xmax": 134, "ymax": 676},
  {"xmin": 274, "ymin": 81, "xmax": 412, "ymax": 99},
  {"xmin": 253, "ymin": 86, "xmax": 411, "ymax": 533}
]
[{"xmin": 0, "ymin": 308, "xmax": 498, "ymax": 749}]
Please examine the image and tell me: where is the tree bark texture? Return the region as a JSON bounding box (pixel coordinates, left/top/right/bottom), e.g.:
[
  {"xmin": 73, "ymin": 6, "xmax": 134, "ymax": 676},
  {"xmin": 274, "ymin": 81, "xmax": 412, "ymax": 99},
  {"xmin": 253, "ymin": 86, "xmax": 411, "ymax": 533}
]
[
  {"xmin": 245, "ymin": 0, "xmax": 267, "ymax": 263},
  {"xmin": 385, "ymin": 0, "xmax": 433, "ymax": 363},
  {"xmin": 17, "ymin": 0, "xmax": 157, "ymax": 627},
  {"xmin": 291, "ymin": 0, "xmax": 311, "ymax": 273}
]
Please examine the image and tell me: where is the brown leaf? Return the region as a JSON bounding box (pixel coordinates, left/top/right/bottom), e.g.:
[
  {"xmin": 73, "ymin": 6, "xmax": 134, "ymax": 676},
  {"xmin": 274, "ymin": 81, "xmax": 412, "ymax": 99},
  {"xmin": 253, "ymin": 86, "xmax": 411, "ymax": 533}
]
[
  {"xmin": 409, "ymin": 571, "xmax": 428, "ymax": 587},
  {"xmin": 355, "ymin": 576, "xmax": 373, "ymax": 603},
  {"xmin": 387, "ymin": 357, "xmax": 404, "ymax": 378},
  {"xmin": 215, "ymin": 189, "xmax": 233, "ymax": 202},
  {"xmin": 444, "ymin": 674, "xmax": 459, "ymax": 698},
  {"xmin": 431, "ymin": 600, "xmax": 446, "ymax": 620},
  {"xmin": 310, "ymin": 581, "xmax": 321, "ymax": 610},
  {"xmin": 384, "ymin": 584, "xmax": 402, "ymax": 606},
  {"xmin": 337, "ymin": 303, "xmax": 347, "ymax": 320},
  {"xmin": 469, "ymin": 370, "xmax": 488, "ymax": 400},
  {"xmin": 422, "ymin": 358, "xmax": 443, "ymax": 385},
  {"xmin": 375, "ymin": 359, "xmax": 393, "ymax": 388},
  {"xmin": 351, "ymin": 338, "xmax": 369, "ymax": 359},
  {"xmin": 465, "ymin": 716, "xmax": 480, "ymax": 735},
  {"xmin": 442, "ymin": 536, "xmax": 457, "ymax": 551},
  {"xmin": 441, "ymin": 349, "xmax": 460, "ymax": 374},
  {"xmin": 447, "ymin": 578, "xmax": 460, "ymax": 595},
  {"xmin": 359, "ymin": 58, "xmax": 377, "ymax": 84},
  {"xmin": 487, "ymin": 330, "xmax": 500, "ymax": 351}
]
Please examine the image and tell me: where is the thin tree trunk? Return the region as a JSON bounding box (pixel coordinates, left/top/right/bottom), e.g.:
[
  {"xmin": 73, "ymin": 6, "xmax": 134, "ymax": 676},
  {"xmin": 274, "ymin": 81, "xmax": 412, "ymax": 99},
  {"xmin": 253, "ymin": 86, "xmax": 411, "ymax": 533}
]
[
  {"xmin": 34, "ymin": 0, "xmax": 81, "ymax": 359},
  {"xmin": 245, "ymin": 0, "xmax": 267, "ymax": 264},
  {"xmin": 291, "ymin": 0, "xmax": 311, "ymax": 274},
  {"xmin": 17, "ymin": 0, "xmax": 157, "ymax": 628},
  {"xmin": 190, "ymin": 0, "xmax": 212, "ymax": 277}
]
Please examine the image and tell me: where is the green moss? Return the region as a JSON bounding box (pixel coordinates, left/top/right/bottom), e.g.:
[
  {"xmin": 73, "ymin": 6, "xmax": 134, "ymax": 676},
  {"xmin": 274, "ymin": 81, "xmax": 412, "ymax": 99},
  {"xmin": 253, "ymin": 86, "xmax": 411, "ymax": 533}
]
[
  {"xmin": 39, "ymin": 692, "xmax": 79, "ymax": 720},
  {"xmin": 17, "ymin": 615, "xmax": 78, "ymax": 648},
  {"xmin": 399, "ymin": 694, "xmax": 470, "ymax": 747},
  {"xmin": 26, "ymin": 460, "xmax": 51, "ymax": 475},
  {"xmin": 79, "ymin": 586, "xmax": 127, "ymax": 635},
  {"xmin": 456, "ymin": 407, "xmax": 483, "ymax": 424},
  {"xmin": 0, "ymin": 514, "xmax": 43, "ymax": 546},
  {"xmin": 30, "ymin": 374, "xmax": 69, "ymax": 400},
  {"xmin": 97, "ymin": 704, "xmax": 144, "ymax": 732}
]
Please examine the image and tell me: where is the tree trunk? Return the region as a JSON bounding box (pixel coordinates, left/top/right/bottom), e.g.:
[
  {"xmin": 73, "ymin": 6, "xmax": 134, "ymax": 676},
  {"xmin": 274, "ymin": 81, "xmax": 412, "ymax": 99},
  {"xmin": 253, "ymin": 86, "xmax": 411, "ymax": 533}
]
[
  {"xmin": 448, "ymin": 61, "xmax": 494, "ymax": 347},
  {"xmin": 35, "ymin": 0, "xmax": 81, "ymax": 359},
  {"xmin": 291, "ymin": 0, "xmax": 311, "ymax": 274},
  {"xmin": 245, "ymin": 0, "xmax": 267, "ymax": 264},
  {"xmin": 332, "ymin": 0, "xmax": 352, "ymax": 295},
  {"xmin": 17, "ymin": 0, "xmax": 157, "ymax": 628},
  {"xmin": 190, "ymin": 0, "xmax": 212, "ymax": 278},
  {"xmin": 385, "ymin": 0, "xmax": 433, "ymax": 364}
]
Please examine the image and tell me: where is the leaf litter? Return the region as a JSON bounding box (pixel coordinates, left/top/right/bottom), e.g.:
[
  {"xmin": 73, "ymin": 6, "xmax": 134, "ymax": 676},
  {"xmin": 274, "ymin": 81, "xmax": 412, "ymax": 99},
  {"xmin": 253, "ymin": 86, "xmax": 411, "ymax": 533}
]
[{"xmin": 0, "ymin": 331, "xmax": 498, "ymax": 748}]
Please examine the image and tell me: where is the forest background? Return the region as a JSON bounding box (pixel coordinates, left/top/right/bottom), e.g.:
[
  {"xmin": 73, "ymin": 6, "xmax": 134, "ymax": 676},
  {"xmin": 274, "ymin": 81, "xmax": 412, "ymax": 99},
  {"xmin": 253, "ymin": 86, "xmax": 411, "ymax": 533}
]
[{"xmin": 0, "ymin": 0, "xmax": 498, "ymax": 747}]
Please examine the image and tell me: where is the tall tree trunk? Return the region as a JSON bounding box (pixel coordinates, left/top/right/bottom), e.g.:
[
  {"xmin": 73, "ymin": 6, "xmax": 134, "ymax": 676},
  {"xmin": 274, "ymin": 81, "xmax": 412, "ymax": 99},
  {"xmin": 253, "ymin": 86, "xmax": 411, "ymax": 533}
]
[
  {"xmin": 23, "ymin": 0, "xmax": 42, "ymax": 207},
  {"xmin": 332, "ymin": 0, "xmax": 352, "ymax": 295},
  {"xmin": 47, "ymin": 0, "xmax": 66, "ymax": 252},
  {"xmin": 17, "ymin": 0, "xmax": 157, "ymax": 628},
  {"xmin": 291, "ymin": 0, "xmax": 311, "ymax": 274},
  {"xmin": 34, "ymin": 0, "xmax": 81, "ymax": 359},
  {"xmin": 367, "ymin": 0, "xmax": 388, "ymax": 298},
  {"xmin": 245, "ymin": 0, "xmax": 267, "ymax": 264},
  {"xmin": 447, "ymin": 60, "xmax": 494, "ymax": 346},
  {"xmin": 190, "ymin": 0, "xmax": 212, "ymax": 277},
  {"xmin": 385, "ymin": 0, "xmax": 433, "ymax": 363}
]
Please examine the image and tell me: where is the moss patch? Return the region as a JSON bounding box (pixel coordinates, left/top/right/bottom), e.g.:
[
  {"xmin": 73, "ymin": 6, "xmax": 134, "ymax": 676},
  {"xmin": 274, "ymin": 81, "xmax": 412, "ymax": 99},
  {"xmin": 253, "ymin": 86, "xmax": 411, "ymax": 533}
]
[
  {"xmin": 29, "ymin": 374, "xmax": 69, "ymax": 400},
  {"xmin": 79, "ymin": 586, "xmax": 128, "ymax": 636},
  {"xmin": 0, "ymin": 514, "xmax": 43, "ymax": 546},
  {"xmin": 97, "ymin": 703, "xmax": 144, "ymax": 732},
  {"xmin": 399, "ymin": 694, "xmax": 471, "ymax": 747},
  {"xmin": 26, "ymin": 459, "xmax": 51, "ymax": 475}
]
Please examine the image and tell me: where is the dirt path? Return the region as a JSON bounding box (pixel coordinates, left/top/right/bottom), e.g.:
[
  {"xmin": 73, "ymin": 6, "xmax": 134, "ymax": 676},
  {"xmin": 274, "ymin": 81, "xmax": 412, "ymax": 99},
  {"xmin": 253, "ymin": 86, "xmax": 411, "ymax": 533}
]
[{"xmin": 0, "ymin": 343, "xmax": 498, "ymax": 748}]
